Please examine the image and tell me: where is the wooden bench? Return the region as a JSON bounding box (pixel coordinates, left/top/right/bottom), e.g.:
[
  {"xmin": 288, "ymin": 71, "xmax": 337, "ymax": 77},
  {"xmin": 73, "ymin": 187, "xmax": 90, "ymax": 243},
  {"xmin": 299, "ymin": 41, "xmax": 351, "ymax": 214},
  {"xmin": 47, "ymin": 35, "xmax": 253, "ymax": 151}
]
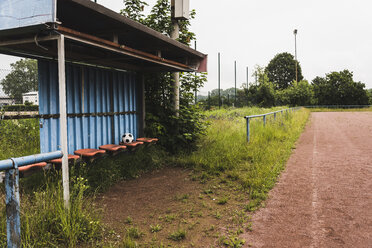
[
  {"xmin": 48, "ymin": 154, "xmax": 80, "ymax": 167},
  {"xmin": 19, "ymin": 162, "xmax": 47, "ymax": 177},
  {"xmin": 99, "ymin": 144, "xmax": 127, "ymax": 155},
  {"xmin": 74, "ymin": 149, "xmax": 106, "ymax": 162},
  {"xmin": 136, "ymin": 137, "xmax": 158, "ymax": 144},
  {"xmin": 119, "ymin": 141, "xmax": 144, "ymax": 151}
]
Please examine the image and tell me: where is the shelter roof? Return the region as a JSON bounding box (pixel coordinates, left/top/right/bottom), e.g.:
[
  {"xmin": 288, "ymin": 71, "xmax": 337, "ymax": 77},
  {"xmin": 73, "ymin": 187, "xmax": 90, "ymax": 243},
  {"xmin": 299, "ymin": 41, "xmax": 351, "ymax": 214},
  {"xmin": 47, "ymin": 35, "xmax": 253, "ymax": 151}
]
[{"xmin": 0, "ymin": 0, "xmax": 207, "ymax": 72}]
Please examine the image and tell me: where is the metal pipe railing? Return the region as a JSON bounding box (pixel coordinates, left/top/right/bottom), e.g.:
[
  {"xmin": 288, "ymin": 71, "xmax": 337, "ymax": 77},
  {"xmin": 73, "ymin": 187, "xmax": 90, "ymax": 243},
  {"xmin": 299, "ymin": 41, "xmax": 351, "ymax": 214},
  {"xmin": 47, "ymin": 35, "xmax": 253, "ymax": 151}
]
[
  {"xmin": 244, "ymin": 107, "xmax": 301, "ymax": 142},
  {"xmin": 0, "ymin": 151, "xmax": 63, "ymax": 248},
  {"xmin": 0, "ymin": 151, "xmax": 63, "ymax": 171}
]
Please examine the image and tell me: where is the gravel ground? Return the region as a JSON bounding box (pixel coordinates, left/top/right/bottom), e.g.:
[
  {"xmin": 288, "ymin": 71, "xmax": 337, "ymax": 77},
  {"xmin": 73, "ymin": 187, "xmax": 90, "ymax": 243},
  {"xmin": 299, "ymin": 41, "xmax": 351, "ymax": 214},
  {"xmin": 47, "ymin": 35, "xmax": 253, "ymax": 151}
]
[{"xmin": 242, "ymin": 112, "xmax": 372, "ymax": 248}]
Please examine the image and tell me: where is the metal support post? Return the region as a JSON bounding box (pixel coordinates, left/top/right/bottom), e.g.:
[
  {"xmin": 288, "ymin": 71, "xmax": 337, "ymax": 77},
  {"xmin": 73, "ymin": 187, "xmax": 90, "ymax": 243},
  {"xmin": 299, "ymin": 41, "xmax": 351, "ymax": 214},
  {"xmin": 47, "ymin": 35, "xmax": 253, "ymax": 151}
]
[
  {"xmin": 263, "ymin": 115, "xmax": 266, "ymax": 126},
  {"xmin": 246, "ymin": 118, "xmax": 250, "ymax": 142},
  {"xmin": 5, "ymin": 161, "xmax": 21, "ymax": 248},
  {"xmin": 58, "ymin": 34, "xmax": 70, "ymax": 208},
  {"xmin": 171, "ymin": 19, "xmax": 180, "ymax": 116},
  {"xmin": 274, "ymin": 112, "xmax": 276, "ymax": 120}
]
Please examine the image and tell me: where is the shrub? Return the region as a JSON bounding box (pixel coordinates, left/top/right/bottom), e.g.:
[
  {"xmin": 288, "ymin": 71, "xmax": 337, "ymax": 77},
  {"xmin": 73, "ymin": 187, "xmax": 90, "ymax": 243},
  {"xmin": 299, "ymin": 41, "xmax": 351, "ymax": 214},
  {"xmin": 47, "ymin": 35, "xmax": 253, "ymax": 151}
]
[{"xmin": 2, "ymin": 104, "xmax": 39, "ymax": 112}]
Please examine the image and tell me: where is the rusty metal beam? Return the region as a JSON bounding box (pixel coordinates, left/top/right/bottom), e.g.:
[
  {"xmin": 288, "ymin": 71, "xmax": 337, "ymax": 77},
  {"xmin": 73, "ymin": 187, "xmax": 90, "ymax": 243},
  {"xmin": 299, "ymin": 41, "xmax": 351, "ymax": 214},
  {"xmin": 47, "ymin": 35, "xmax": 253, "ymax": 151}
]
[{"xmin": 56, "ymin": 26, "xmax": 193, "ymax": 72}]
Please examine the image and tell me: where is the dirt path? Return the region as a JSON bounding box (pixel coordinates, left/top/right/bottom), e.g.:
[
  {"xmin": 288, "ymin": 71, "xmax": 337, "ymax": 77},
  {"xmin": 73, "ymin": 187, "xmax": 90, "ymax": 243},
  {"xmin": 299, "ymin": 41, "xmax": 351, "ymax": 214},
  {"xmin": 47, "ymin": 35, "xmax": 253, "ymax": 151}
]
[{"xmin": 243, "ymin": 112, "xmax": 372, "ymax": 248}]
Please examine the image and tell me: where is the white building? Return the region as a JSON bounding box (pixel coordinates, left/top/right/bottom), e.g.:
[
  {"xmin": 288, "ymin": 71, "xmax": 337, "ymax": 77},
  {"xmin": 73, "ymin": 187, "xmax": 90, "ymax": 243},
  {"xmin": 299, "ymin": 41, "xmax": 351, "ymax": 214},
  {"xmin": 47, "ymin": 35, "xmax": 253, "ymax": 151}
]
[{"xmin": 22, "ymin": 91, "xmax": 39, "ymax": 105}]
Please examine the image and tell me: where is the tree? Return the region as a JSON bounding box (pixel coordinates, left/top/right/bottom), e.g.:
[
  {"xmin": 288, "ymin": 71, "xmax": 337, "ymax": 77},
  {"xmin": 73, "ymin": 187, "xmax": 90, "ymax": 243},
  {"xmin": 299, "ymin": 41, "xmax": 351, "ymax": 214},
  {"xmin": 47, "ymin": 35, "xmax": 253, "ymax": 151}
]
[
  {"xmin": 0, "ymin": 59, "xmax": 37, "ymax": 101},
  {"xmin": 278, "ymin": 80, "xmax": 314, "ymax": 106},
  {"xmin": 120, "ymin": 0, "xmax": 148, "ymax": 22},
  {"xmin": 312, "ymin": 70, "xmax": 369, "ymax": 105},
  {"xmin": 121, "ymin": 0, "xmax": 205, "ymax": 153},
  {"xmin": 367, "ymin": 89, "xmax": 372, "ymax": 105},
  {"xmin": 265, "ymin": 52, "xmax": 303, "ymax": 89}
]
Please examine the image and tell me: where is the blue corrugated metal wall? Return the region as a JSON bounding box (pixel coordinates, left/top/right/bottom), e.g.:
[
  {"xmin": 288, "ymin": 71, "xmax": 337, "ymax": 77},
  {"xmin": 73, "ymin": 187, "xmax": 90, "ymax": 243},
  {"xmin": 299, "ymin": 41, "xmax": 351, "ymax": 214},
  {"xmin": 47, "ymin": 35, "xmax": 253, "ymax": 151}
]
[{"xmin": 38, "ymin": 60, "xmax": 138, "ymax": 154}]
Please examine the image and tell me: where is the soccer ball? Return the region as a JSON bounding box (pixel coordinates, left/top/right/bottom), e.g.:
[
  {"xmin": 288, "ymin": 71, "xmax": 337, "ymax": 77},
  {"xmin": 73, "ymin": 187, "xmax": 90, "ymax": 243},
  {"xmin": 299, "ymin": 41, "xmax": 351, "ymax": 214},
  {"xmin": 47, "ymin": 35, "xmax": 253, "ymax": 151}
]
[{"xmin": 122, "ymin": 133, "xmax": 134, "ymax": 144}]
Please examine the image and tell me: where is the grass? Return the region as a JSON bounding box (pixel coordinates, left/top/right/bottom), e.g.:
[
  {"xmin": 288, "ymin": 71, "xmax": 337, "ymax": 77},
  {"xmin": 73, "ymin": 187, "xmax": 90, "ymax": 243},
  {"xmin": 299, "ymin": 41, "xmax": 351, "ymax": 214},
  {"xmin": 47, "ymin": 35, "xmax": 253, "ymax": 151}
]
[
  {"xmin": 168, "ymin": 229, "xmax": 186, "ymax": 241},
  {"xmin": 0, "ymin": 119, "xmax": 40, "ymax": 160},
  {"xmin": 150, "ymin": 224, "xmax": 162, "ymax": 233},
  {"xmin": 176, "ymin": 107, "xmax": 310, "ymax": 209},
  {"xmin": 0, "ymin": 106, "xmax": 310, "ymax": 247},
  {"xmin": 0, "ymin": 171, "xmax": 102, "ymax": 247}
]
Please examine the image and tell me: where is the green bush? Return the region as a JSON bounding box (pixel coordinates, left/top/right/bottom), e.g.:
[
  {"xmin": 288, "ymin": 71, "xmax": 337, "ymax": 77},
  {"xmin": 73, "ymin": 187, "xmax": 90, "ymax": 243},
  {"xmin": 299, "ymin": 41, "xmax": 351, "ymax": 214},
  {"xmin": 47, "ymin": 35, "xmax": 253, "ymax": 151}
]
[{"xmin": 2, "ymin": 104, "xmax": 39, "ymax": 112}]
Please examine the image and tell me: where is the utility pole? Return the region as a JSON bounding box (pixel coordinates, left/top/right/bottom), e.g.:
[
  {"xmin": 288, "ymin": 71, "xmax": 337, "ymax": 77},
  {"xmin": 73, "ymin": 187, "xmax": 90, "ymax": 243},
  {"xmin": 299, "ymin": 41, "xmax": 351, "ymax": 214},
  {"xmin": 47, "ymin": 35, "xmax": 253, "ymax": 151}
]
[
  {"xmin": 294, "ymin": 29, "xmax": 298, "ymax": 82},
  {"xmin": 208, "ymin": 91, "xmax": 211, "ymax": 109},
  {"xmin": 246, "ymin": 66, "xmax": 249, "ymax": 86},
  {"xmin": 218, "ymin": 52, "xmax": 221, "ymax": 109},
  {"xmin": 234, "ymin": 61, "xmax": 237, "ymax": 107}
]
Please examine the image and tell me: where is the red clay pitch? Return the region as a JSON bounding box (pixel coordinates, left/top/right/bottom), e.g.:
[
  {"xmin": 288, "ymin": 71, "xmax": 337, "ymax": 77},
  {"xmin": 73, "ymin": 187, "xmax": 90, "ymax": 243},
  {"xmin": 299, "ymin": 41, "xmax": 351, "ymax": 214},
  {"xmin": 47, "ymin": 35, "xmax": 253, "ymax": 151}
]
[{"xmin": 242, "ymin": 112, "xmax": 372, "ymax": 247}]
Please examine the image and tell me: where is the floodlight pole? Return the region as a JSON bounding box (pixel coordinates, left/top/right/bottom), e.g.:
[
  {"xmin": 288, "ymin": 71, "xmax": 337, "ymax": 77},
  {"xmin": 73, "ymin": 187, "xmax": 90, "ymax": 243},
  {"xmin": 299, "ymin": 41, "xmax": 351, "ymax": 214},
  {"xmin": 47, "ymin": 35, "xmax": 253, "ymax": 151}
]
[
  {"xmin": 234, "ymin": 61, "xmax": 237, "ymax": 107},
  {"xmin": 294, "ymin": 29, "xmax": 298, "ymax": 82},
  {"xmin": 218, "ymin": 52, "xmax": 221, "ymax": 109},
  {"xmin": 58, "ymin": 34, "xmax": 70, "ymax": 208}
]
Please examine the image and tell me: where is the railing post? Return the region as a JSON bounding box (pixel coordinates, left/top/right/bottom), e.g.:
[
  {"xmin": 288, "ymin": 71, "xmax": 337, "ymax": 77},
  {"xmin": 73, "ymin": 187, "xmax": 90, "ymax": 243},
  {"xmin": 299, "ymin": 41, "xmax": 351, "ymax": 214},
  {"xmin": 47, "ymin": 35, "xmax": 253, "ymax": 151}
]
[
  {"xmin": 274, "ymin": 112, "xmax": 276, "ymax": 120},
  {"xmin": 263, "ymin": 115, "xmax": 266, "ymax": 126},
  {"xmin": 5, "ymin": 160, "xmax": 21, "ymax": 248},
  {"xmin": 246, "ymin": 117, "xmax": 250, "ymax": 142}
]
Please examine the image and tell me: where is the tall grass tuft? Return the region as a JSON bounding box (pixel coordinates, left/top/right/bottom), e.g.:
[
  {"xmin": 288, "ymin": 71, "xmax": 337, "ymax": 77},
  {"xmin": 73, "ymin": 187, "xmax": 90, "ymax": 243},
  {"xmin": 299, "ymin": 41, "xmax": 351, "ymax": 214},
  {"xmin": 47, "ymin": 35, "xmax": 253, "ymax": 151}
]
[
  {"xmin": 0, "ymin": 119, "xmax": 40, "ymax": 160},
  {"xmin": 0, "ymin": 172, "xmax": 102, "ymax": 247}
]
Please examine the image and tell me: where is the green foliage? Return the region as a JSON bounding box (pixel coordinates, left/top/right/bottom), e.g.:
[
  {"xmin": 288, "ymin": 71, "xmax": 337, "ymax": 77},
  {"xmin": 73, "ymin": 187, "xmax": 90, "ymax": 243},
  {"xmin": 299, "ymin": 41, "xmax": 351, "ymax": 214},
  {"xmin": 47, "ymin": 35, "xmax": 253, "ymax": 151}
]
[
  {"xmin": 0, "ymin": 59, "xmax": 38, "ymax": 101},
  {"xmin": 0, "ymin": 119, "xmax": 40, "ymax": 160},
  {"xmin": 168, "ymin": 229, "xmax": 186, "ymax": 241},
  {"xmin": 78, "ymin": 145, "xmax": 167, "ymax": 192},
  {"xmin": 120, "ymin": 0, "xmax": 148, "ymax": 22},
  {"xmin": 256, "ymin": 81, "xmax": 277, "ymax": 107},
  {"xmin": 312, "ymin": 70, "xmax": 369, "ymax": 105},
  {"xmin": 120, "ymin": 235, "xmax": 138, "ymax": 248},
  {"xmin": 150, "ymin": 224, "xmax": 162, "ymax": 233},
  {"xmin": 265, "ymin": 52, "xmax": 303, "ymax": 89},
  {"xmin": 0, "ymin": 173, "xmax": 102, "ymax": 247},
  {"xmin": 2, "ymin": 104, "xmax": 39, "ymax": 111},
  {"xmin": 218, "ymin": 234, "xmax": 245, "ymax": 248},
  {"xmin": 121, "ymin": 0, "xmax": 206, "ymax": 154},
  {"xmin": 176, "ymin": 107, "xmax": 310, "ymax": 210},
  {"xmin": 126, "ymin": 226, "xmax": 144, "ymax": 239},
  {"xmin": 202, "ymin": 68, "xmax": 369, "ymax": 108},
  {"xmin": 145, "ymin": 72, "xmax": 208, "ymax": 153},
  {"xmin": 278, "ymin": 80, "xmax": 314, "ymax": 106},
  {"xmin": 368, "ymin": 89, "xmax": 372, "ymax": 104},
  {"xmin": 122, "ymin": 0, "xmax": 195, "ymax": 46}
]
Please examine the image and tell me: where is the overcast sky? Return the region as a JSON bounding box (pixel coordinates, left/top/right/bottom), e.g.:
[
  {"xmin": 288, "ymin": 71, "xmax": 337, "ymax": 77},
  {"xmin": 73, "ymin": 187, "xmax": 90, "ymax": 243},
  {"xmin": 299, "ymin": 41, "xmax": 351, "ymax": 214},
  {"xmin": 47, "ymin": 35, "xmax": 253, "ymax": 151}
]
[{"xmin": 1, "ymin": 0, "xmax": 371, "ymax": 95}]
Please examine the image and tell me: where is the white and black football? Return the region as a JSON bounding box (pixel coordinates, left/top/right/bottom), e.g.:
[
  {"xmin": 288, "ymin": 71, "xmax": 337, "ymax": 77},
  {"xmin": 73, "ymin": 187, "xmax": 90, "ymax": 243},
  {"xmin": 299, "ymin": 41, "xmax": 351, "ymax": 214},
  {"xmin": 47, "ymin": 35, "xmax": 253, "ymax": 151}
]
[{"xmin": 122, "ymin": 133, "xmax": 134, "ymax": 144}]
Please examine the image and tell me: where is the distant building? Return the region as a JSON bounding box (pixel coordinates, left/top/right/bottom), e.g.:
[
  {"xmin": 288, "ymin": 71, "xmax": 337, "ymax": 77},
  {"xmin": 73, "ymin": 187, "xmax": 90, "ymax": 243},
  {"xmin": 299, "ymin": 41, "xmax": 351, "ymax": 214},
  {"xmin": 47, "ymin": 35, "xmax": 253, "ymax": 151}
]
[
  {"xmin": 22, "ymin": 91, "xmax": 39, "ymax": 105},
  {"xmin": 0, "ymin": 97, "xmax": 15, "ymax": 107}
]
